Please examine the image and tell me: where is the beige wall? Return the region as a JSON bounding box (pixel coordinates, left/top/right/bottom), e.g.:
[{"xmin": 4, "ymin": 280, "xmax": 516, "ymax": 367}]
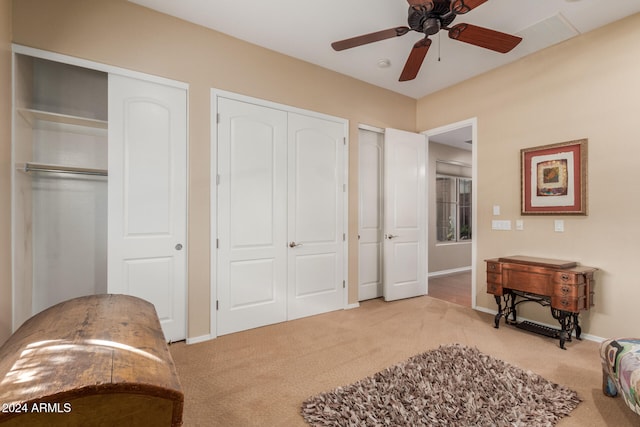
[
  {"xmin": 8, "ymin": 0, "xmax": 637, "ymax": 343},
  {"xmin": 7, "ymin": 0, "xmax": 416, "ymax": 341},
  {"xmin": 0, "ymin": 0, "xmax": 12, "ymax": 344},
  {"xmin": 417, "ymin": 13, "xmax": 640, "ymax": 339}
]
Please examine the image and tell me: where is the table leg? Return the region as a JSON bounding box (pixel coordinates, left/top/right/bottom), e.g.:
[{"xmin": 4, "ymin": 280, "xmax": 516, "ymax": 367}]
[
  {"xmin": 508, "ymin": 292, "xmax": 517, "ymax": 324},
  {"xmin": 574, "ymin": 313, "xmax": 582, "ymax": 340},
  {"xmin": 552, "ymin": 309, "xmax": 577, "ymax": 350},
  {"xmin": 493, "ymin": 295, "xmax": 502, "ymax": 328}
]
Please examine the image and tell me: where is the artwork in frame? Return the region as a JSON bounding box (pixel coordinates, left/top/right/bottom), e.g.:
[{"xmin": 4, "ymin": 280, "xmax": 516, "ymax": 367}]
[{"xmin": 521, "ymin": 139, "xmax": 587, "ymax": 215}]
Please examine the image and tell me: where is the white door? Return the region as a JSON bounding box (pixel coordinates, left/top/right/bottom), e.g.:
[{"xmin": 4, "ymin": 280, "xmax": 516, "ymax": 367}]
[
  {"xmin": 215, "ymin": 97, "xmax": 346, "ymax": 333},
  {"xmin": 358, "ymin": 128, "xmax": 384, "ymax": 301},
  {"xmin": 383, "ymin": 128, "xmax": 427, "ymax": 301},
  {"xmin": 108, "ymin": 74, "xmax": 187, "ymax": 342},
  {"xmin": 216, "ymin": 98, "xmax": 288, "ymax": 335},
  {"xmin": 287, "ymin": 113, "xmax": 345, "ymax": 320}
]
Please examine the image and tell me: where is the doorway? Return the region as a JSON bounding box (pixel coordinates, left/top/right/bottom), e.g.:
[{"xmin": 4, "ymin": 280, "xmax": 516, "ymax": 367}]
[{"xmin": 423, "ymin": 119, "xmax": 477, "ymax": 308}]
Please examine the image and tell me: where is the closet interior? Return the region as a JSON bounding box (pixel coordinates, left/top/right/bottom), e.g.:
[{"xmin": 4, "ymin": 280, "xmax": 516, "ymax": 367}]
[{"xmin": 13, "ymin": 54, "xmax": 108, "ymax": 323}]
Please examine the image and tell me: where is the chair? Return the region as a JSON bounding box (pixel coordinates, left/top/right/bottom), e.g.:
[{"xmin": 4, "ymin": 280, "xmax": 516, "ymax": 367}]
[{"xmin": 600, "ymin": 338, "xmax": 640, "ymax": 416}]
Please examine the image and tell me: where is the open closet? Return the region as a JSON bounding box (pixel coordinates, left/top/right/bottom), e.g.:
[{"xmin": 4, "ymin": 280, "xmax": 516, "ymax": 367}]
[
  {"xmin": 13, "ymin": 54, "xmax": 108, "ymax": 319},
  {"xmin": 12, "ymin": 47, "xmax": 187, "ymax": 342}
]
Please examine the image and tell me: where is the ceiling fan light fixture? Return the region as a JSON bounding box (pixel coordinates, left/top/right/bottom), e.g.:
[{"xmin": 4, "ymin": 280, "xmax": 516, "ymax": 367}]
[{"xmin": 423, "ymin": 17, "xmax": 441, "ymax": 35}]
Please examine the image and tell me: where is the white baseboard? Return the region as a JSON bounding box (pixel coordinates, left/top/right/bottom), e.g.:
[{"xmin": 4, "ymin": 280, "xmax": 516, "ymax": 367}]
[
  {"xmin": 345, "ymin": 302, "xmax": 360, "ymax": 310},
  {"xmin": 429, "ymin": 266, "xmax": 472, "ymax": 278},
  {"xmin": 473, "ymin": 306, "xmax": 605, "ymax": 343}
]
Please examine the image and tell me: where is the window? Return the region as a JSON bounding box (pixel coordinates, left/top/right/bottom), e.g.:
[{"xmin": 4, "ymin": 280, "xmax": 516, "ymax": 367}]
[{"xmin": 436, "ymin": 176, "xmax": 472, "ymax": 242}]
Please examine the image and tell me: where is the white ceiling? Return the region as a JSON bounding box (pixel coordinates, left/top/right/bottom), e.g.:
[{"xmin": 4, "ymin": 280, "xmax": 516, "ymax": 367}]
[{"xmin": 129, "ymin": 0, "xmax": 640, "ymax": 99}]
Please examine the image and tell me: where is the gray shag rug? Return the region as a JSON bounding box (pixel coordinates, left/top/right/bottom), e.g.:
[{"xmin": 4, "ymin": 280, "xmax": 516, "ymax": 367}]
[{"xmin": 301, "ymin": 344, "xmax": 581, "ymax": 426}]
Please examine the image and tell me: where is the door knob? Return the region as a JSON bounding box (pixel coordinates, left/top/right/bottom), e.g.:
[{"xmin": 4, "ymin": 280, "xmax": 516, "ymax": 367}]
[
  {"xmin": 175, "ymin": 243, "xmax": 183, "ymax": 250},
  {"xmin": 289, "ymin": 241, "xmax": 303, "ymax": 248},
  {"xmin": 387, "ymin": 234, "xmax": 398, "ymax": 239}
]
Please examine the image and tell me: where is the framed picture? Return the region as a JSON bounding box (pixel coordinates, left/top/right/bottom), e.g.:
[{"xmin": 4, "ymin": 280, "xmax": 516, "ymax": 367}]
[{"xmin": 521, "ymin": 139, "xmax": 587, "ymax": 215}]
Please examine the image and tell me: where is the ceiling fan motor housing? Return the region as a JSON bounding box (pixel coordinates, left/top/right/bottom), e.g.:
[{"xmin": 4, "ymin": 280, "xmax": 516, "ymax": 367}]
[{"xmin": 408, "ymin": 1, "xmax": 457, "ymax": 36}]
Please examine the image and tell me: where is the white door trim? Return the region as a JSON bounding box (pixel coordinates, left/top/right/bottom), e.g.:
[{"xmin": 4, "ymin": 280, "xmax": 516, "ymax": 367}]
[
  {"xmin": 422, "ymin": 117, "xmax": 478, "ymax": 309},
  {"xmin": 210, "ymin": 89, "xmax": 349, "ymax": 340}
]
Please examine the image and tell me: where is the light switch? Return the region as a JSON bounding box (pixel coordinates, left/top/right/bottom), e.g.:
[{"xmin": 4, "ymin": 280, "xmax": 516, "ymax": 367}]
[
  {"xmin": 493, "ymin": 205, "xmax": 501, "ymax": 216},
  {"xmin": 516, "ymin": 220, "xmax": 524, "ymax": 231},
  {"xmin": 554, "ymin": 220, "xmax": 564, "ymax": 232}
]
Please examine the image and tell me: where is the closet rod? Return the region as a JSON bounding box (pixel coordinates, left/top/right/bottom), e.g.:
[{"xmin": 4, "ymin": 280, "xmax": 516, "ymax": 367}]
[{"xmin": 24, "ymin": 162, "xmax": 108, "ymax": 177}]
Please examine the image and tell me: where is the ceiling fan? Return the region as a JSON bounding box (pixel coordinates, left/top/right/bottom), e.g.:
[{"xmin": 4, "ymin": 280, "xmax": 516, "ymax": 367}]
[{"xmin": 331, "ymin": 0, "xmax": 523, "ymax": 82}]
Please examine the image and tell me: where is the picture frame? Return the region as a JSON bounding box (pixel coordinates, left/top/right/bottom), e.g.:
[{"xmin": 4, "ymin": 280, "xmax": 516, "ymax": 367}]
[{"xmin": 521, "ymin": 139, "xmax": 587, "ymax": 215}]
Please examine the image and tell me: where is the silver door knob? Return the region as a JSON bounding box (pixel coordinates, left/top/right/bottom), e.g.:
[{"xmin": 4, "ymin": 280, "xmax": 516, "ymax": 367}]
[
  {"xmin": 386, "ymin": 234, "xmax": 398, "ymax": 239},
  {"xmin": 175, "ymin": 243, "xmax": 183, "ymax": 250},
  {"xmin": 289, "ymin": 241, "xmax": 303, "ymax": 248}
]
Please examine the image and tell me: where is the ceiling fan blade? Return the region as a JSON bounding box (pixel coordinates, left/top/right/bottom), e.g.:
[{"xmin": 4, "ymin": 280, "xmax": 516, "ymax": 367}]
[
  {"xmin": 448, "ymin": 23, "xmax": 522, "ymax": 53},
  {"xmin": 331, "ymin": 27, "xmax": 411, "ymax": 51},
  {"xmin": 451, "ymin": 0, "xmax": 488, "ymax": 14},
  {"xmin": 399, "ymin": 38, "xmax": 432, "ymax": 82}
]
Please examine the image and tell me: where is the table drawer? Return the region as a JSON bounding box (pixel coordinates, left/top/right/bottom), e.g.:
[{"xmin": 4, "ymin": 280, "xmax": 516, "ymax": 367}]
[
  {"xmin": 554, "ymin": 283, "xmax": 586, "ymax": 298},
  {"xmin": 487, "ymin": 272, "xmax": 502, "ymax": 285},
  {"xmin": 552, "ymin": 295, "xmax": 587, "ymax": 312},
  {"xmin": 553, "ymin": 271, "xmax": 585, "ymax": 285},
  {"xmin": 487, "ymin": 282, "xmax": 503, "ymax": 295},
  {"xmin": 486, "ymin": 262, "xmax": 502, "ymax": 273}
]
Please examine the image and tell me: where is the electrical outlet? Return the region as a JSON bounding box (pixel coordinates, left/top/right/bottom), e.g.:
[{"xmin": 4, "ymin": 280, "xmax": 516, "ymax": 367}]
[
  {"xmin": 492, "ymin": 220, "xmax": 512, "ymax": 230},
  {"xmin": 554, "ymin": 220, "xmax": 564, "ymax": 232}
]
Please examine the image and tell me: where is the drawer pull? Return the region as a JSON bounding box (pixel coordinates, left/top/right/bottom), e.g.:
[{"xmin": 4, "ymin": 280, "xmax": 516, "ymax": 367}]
[
  {"xmin": 561, "ymin": 299, "xmax": 569, "ymax": 307},
  {"xmin": 561, "ymin": 274, "xmax": 570, "ymax": 281},
  {"xmin": 561, "ymin": 286, "xmax": 571, "ymax": 294}
]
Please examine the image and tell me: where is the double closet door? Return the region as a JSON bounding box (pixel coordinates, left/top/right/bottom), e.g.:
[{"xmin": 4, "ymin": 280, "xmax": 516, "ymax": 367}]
[{"xmin": 215, "ymin": 97, "xmax": 347, "ymax": 336}]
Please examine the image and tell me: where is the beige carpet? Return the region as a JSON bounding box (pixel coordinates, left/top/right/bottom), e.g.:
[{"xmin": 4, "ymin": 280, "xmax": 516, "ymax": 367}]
[{"xmin": 169, "ymin": 296, "xmax": 638, "ymax": 426}]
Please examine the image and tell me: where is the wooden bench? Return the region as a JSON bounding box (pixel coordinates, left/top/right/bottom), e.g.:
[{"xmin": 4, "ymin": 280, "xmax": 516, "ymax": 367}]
[{"xmin": 0, "ymin": 294, "xmax": 183, "ymax": 426}]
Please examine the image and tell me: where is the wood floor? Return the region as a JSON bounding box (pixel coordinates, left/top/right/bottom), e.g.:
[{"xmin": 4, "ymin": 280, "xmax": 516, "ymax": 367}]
[{"xmin": 428, "ymin": 271, "xmax": 471, "ymax": 307}]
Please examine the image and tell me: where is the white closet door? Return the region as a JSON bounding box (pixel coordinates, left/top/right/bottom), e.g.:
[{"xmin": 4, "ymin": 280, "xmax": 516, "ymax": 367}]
[
  {"xmin": 216, "ymin": 98, "xmax": 288, "ymax": 335},
  {"xmin": 108, "ymin": 74, "xmax": 187, "ymax": 342},
  {"xmin": 358, "ymin": 128, "xmax": 384, "ymax": 301},
  {"xmin": 287, "ymin": 113, "xmax": 345, "ymax": 320},
  {"xmin": 383, "ymin": 128, "xmax": 427, "ymax": 301}
]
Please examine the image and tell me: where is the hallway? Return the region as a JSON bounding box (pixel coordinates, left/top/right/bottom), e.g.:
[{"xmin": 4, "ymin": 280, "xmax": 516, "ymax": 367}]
[{"xmin": 428, "ymin": 271, "xmax": 471, "ymax": 307}]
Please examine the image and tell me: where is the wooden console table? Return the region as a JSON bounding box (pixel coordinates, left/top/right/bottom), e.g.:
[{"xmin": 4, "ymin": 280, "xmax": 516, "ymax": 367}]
[{"xmin": 486, "ymin": 255, "xmax": 597, "ymax": 349}]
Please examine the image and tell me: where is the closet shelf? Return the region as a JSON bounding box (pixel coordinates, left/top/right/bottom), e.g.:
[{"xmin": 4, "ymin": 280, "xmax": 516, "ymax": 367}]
[
  {"xmin": 18, "ymin": 108, "xmax": 108, "ymax": 130},
  {"xmin": 23, "ymin": 162, "xmax": 108, "ymax": 177}
]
